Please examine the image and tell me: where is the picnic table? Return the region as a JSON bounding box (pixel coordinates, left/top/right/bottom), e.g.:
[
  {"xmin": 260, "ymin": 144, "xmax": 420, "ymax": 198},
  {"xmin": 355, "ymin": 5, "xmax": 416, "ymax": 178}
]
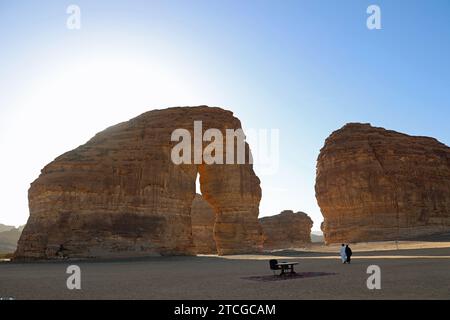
[{"xmin": 276, "ymin": 261, "xmax": 299, "ymax": 275}]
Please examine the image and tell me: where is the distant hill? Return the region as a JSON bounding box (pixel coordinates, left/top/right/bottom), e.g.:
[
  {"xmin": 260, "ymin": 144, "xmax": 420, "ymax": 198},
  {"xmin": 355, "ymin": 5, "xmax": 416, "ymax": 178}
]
[
  {"xmin": 0, "ymin": 223, "xmax": 15, "ymax": 233},
  {"xmin": 311, "ymin": 231, "xmax": 324, "ymax": 243},
  {"xmin": 0, "ymin": 225, "xmax": 24, "ymax": 253}
]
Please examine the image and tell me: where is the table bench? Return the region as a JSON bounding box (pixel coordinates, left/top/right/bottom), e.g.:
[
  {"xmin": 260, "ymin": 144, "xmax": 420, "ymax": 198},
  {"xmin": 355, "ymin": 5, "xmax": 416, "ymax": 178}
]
[{"xmin": 269, "ymin": 260, "xmax": 299, "ymax": 276}]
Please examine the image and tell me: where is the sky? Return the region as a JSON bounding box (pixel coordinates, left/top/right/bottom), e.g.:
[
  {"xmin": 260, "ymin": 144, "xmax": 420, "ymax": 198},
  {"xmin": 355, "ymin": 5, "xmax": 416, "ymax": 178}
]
[{"xmin": 0, "ymin": 0, "xmax": 449, "ymax": 230}]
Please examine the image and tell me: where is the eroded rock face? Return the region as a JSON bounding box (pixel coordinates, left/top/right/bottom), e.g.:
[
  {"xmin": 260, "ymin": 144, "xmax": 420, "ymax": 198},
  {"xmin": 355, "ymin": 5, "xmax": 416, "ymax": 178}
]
[
  {"xmin": 15, "ymin": 106, "xmax": 262, "ymax": 260},
  {"xmin": 316, "ymin": 123, "xmax": 450, "ymax": 244},
  {"xmin": 191, "ymin": 194, "xmax": 217, "ymax": 254},
  {"xmin": 260, "ymin": 210, "xmax": 313, "ymax": 249}
]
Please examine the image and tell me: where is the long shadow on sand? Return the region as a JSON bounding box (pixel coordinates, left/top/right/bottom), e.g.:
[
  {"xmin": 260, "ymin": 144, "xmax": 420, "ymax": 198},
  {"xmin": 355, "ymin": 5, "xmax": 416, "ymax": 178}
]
[{"xmin": 242, "ymin": 272, "xmax": 337, "ymax": 282}]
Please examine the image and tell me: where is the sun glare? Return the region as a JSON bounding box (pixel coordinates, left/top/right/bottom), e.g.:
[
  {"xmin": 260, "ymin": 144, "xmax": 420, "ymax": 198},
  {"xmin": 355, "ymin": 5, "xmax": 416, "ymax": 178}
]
[{"xmin": 0, "ymin": 53, "xmax": 205, "ymax": 226}]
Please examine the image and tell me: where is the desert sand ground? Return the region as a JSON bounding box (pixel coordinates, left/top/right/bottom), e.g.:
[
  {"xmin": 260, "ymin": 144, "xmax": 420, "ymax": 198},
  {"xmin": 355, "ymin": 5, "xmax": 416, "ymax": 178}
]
[{"xmin": 1, "ymin": 241, "xmax": 450, "ymax": 300}]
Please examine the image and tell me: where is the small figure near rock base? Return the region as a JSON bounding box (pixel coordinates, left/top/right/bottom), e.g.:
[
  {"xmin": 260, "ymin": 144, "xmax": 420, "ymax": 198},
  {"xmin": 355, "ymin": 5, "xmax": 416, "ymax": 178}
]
[{"xmin": 340, "ymin": 244, "xmax": 347, "ymax": 263}]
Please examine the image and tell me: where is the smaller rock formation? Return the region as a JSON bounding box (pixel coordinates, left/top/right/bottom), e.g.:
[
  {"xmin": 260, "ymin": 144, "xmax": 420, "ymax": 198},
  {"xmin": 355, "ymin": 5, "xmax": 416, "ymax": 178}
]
[
  {"xmin": 260, "ymin": 210, "xmax": 313, "ymax": 249},
  {"xmin": 190, "ymin": 194, "xmax": 217, "ymax": 254}
]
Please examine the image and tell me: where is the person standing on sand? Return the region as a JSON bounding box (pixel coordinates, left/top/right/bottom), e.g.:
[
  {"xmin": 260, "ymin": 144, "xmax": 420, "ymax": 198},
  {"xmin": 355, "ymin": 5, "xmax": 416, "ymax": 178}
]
[
  {"xmin": 345, "ymin": 244, "xmax": 353, "ymax": 264},
  {"xmin": 340, "ymin": 244, "xmax": 347, "ymax": 263}
]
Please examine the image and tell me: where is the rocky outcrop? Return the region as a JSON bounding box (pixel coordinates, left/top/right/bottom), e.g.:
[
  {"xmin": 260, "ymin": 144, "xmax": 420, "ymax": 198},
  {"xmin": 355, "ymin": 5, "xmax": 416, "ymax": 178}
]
[
  {"xmin": 316, "ymin": 123, "xmax": 450, "ymax": 244},
  {"xmin": 260, "ymin": 210, "xmax": 313, "ymax": 249},
  {"xmin": 15, "ymin": 106, "xmax": 262, "ymax": 260},
  {"xmin": 191, "ymin": 194, "xmax": 217, "ymax": 254}
]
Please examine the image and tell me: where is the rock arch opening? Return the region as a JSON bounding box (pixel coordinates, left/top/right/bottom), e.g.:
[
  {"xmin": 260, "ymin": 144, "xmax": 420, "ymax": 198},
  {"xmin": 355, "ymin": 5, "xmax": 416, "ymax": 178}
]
[{"xmin": 190, "ymin": 172, "xmax": 217, "ymax": 254}]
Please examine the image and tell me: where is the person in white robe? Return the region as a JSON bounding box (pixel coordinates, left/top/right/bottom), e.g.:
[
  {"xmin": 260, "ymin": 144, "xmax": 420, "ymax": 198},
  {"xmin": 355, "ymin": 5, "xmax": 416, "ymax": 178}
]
[{"xmin": 340, "ymin": 244, "xmax": 347, "ymax": 263}]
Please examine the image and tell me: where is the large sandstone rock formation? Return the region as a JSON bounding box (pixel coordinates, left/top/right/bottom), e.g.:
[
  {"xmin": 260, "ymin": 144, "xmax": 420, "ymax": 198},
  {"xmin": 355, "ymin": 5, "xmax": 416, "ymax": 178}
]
[
  {"xmin": 191, "ymin": 194, "xmax": 217, "ymax": 254},
  {"xmin": 316, "ymin": 123, "xmax": 450, "ymax": 243},
  {"xmin": 260, "ymin": 210, "xmax": 313, "ymax": 249},
  {"xmin": 15, "ymin": 106, "xmax": 262, "ymax": 259}
]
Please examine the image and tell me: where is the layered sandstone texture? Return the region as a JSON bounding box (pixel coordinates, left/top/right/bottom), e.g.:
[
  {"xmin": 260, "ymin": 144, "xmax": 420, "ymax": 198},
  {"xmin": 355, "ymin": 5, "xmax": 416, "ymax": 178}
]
[
  {"xmin": 316, "ymin": 123, "xmax": 450, "ymax": 244},
  {"xmin": 191, "ymin": 194, "xmax": 217, "ymax": 254},
  {"xmin": 15, "ymin": 106, "xmax": 262, "ymax": 260},
  {"xmin": 260, "ymin": 210, "xmax": 313, "ymax": 249}
]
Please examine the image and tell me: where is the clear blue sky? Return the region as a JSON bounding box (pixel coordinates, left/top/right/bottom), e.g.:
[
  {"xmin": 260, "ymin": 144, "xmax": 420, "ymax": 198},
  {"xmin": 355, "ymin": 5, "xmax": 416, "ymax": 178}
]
[{"xmin": 1, "ymin": 0, "xmax": 449, "ymax": 230}]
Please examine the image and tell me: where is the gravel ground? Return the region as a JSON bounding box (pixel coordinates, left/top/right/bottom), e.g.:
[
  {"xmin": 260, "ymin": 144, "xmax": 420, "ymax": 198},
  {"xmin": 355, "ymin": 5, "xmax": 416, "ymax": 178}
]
[{"xmin": 1, "ymin": 247, "xmax": 450, "ymax": 300}]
